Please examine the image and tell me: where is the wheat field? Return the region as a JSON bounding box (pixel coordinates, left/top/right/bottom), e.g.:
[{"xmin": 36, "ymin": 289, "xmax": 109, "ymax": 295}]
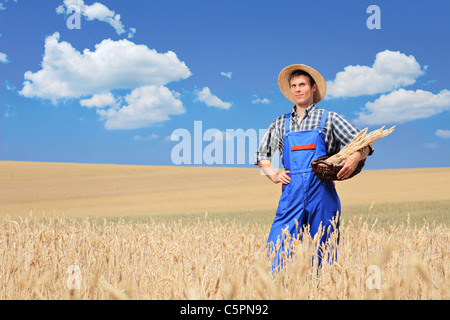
[
  {"xmin": 1, "ymin": 161, "xmax": 450, "ymax": 300},
  {"xmin": 1, "ymin": 214, "xmax": 449, "ymax": 300},
  {"xmin": 2, "ymin": 161, "xmax": 450, "ymax": 219}
]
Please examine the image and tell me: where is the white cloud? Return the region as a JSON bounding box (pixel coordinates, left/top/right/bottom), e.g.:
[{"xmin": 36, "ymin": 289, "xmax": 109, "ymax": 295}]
[
  {"xmin": 326, "ymin": 50, "xmax": 426, "ymax": 99},
  {"xmin": 220, "ymin": 72, "xmax": 232, "ymax": 79},
  {"xmin": 3, "ymin": 80, "xmax": 16, "ymax": 91},
  {"xmin": 354, "ymin": 89, "xmax": 450, "ymax": 125},
  {"xmin": 0, "ymin": 28, "xmax": 9, "ymax": 63},
  {"xmin": 436, "ymin": 129, "xmax": 450, "ymax": 139},
  {"xmin": 0, "ymin": 0, "xmax": 18, "ymax": 11},
  {"xmin": 3, "ymin": 103, "xmax": 17, "ymax": 118},
  {"xmin": 195, "ymin": 87, "xmax": 232, "ymax": 110},
  {"xmin": 0, "ymin": 52, "xmax": 8, "ymax": 63},
  {"xmin": 56, "ymin": 0, "xmax": 135, "ymax": 37},
  {"xmin": 19, "ymin": 33, "xmax": 191, "ymax": 130},
  {"xmin": 96, "ymin": 85, "xmax": 185, "ymax": 130},
  {"xmin": 127, "ymin": 28, "xmax": 136, "ymax": 39},
  {"xmin": 80, "ymin": 92, "xmax": 119, "ymax": 108},
  {"xmin": 19, "ymin": 32, "xmax": 192, "ymax": 102},
  {"xmin": 251, "ymin": 96, "xmax": 270, "ymax": 104},
  {"xmin": 0, "ymin": 27, "xmax": 7, "ymax": 63},
  {"xmin": 424, "ymin": 142, "xmax": 439, "ymax": 149},
  {"xmin": 134, "ymin": 134, "xmax": 159, "ymax": 141}
]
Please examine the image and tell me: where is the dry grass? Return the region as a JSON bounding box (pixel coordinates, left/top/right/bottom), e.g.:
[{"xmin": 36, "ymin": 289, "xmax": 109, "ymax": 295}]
[{"xmin": 1, "ymin": 213, "xmax": 449, "ymax": 300}]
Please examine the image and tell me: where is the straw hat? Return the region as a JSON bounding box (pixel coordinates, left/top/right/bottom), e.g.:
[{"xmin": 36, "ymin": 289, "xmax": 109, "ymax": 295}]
[{"xmin": 278, "ymin": 64, "xmax": 327, "ymax": 104}]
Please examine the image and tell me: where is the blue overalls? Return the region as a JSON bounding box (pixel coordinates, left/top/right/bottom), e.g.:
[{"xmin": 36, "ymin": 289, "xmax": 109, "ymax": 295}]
[{"xmin": 266, "ymin": 110, "xmax": 341, "ymax": 271}]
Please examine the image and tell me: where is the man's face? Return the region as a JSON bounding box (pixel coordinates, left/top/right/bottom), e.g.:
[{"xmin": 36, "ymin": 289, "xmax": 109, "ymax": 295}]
[{"xmin": 289, "ymin": 75, "xmax": 316, "ymax": 107}]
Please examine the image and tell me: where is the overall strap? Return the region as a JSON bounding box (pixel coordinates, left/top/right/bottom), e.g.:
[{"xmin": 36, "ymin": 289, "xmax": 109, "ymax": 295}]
[
  {"xmin": 284, "ymin": 112, "xmax": 291, "ymax": 135},
  {"xmin": 318, "ymin": 110, "xmax": 328, "ymax": 130}
]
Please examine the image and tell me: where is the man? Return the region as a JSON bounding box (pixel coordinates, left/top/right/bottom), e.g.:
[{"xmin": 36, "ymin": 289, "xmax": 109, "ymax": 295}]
[{"xmin": 255, "ymin": 64, "xmax": 372, "ymax": 270}]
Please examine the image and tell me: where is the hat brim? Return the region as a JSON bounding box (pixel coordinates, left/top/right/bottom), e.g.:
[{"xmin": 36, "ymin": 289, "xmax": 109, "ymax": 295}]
[{"xmin": 278, "ymin": 64, "xmax": 327, "ymax": 104}]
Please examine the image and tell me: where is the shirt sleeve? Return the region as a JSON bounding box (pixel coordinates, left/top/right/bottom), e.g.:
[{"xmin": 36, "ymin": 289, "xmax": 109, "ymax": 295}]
[
  {"xmin": 255, "ymin": 119, "xmax": 280, "ymax": 165},
  {"xmin": 330, "ymin": 112, "xmax": 374, "ymax": 156},
  {"xmin": 332, "ymin": 112, "xmax": 359, "ymax": 146}
]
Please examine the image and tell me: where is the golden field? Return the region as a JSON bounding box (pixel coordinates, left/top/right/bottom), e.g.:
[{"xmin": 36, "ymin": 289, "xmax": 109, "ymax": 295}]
[
  {"xmin": 1, "ymin": 161, "xmax": 450, "ymax": 300},
  {"xmin": 1, "ymin": 160, "xmax": 450, "ymax": 220}
]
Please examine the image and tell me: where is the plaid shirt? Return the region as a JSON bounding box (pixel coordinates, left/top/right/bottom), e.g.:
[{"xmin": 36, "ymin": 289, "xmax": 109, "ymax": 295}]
[{"xmin": 255, "ymin": 104, "xmax": 372, "ymax": 165}]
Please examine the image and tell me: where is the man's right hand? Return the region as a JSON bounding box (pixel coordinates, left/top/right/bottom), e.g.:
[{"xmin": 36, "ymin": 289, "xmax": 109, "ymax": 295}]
[
  {"xmin": 257, "ymin": 160, "xmax": 291, "ymax": 185},
  {"xmin": 270, "ymin": 170, "xmax": 291, "ymax": 185}
]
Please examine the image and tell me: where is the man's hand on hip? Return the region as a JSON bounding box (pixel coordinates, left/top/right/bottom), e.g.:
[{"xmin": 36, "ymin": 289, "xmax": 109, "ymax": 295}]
[
  {"xmin": 257, "ymin": 160, "xmax": 291, "ymax": 185},
  {"xmin": 271, "ymin": 170, "xmax": 291, "ymax": 185}
]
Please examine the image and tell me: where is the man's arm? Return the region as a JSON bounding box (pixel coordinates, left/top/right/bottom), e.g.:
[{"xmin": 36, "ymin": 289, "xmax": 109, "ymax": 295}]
[
  {"xmin": 329, "ymin": 112, "xmax": 373, "ymax": 180},
  {"xmin": 257, "ymin": 160, "xmax": 291, "ymax": 184},
  {"xmin": 255, "ymin": 116, "xmax": 289, "ymax": 184}
]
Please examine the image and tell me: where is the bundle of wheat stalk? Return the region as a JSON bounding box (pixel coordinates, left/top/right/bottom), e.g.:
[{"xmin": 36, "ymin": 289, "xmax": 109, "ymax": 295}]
[{"xmin": 324, "ymin": 125, "xmax": 395, "ymax": 166}]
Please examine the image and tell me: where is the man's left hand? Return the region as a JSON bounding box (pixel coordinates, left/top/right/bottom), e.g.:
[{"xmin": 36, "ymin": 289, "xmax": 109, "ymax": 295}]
[
  {"xmin": 336, "ymin": 147, "xmax": 370, "ymax": 180},
  {"xmin": 336, "ymin": 154, "xmax": 359, "ymax": 180}
]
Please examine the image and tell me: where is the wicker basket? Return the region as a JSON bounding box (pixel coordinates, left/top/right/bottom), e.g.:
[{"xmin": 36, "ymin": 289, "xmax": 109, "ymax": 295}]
[{"xmin": 311, "ymin": 156, "xmax": 365, "ymax": 181}]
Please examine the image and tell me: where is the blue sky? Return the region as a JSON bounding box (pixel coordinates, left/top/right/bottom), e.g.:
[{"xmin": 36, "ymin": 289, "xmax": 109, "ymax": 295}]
[{"xmin": 0, "ymin": 0, "xmax": 449, "ymax": 169}]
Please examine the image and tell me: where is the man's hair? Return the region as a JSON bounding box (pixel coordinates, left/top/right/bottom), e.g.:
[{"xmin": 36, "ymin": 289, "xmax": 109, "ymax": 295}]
[{"xmin": 288, "ymin": 70, "xmax": 316, "ymax": 87}]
